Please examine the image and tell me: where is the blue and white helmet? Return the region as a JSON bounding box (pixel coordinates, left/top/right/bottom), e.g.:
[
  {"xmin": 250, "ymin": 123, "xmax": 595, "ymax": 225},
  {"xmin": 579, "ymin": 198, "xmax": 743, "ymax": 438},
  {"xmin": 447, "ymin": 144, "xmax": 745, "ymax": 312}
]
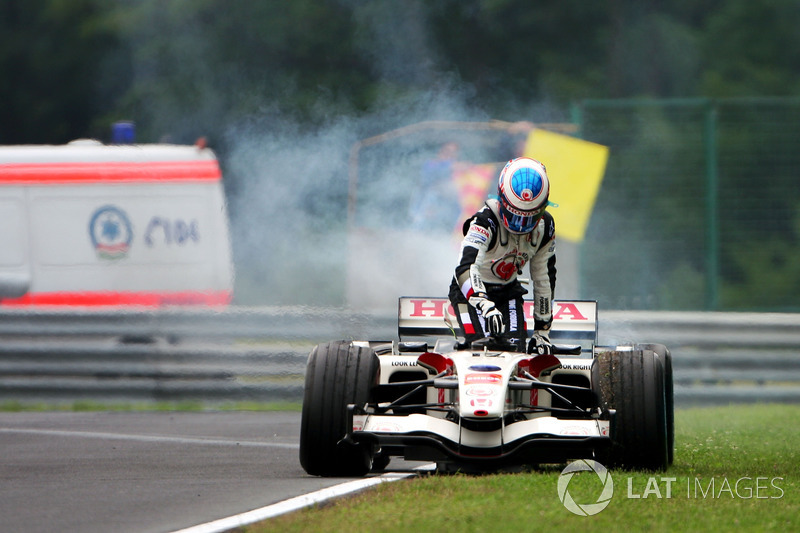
[{"xmin": 496, "ymin": 157, "xmax": 550, "ymax": 233}]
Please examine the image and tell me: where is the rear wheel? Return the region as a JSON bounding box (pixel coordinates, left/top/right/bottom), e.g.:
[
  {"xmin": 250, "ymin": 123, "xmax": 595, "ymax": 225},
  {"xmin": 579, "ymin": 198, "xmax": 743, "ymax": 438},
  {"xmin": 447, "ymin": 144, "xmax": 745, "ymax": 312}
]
[
  {"xmin": 592, "ymin": 349, "xmax": 669, "ymax": 471},
  {"xmin": 299, "ymin": 341, "xmax": 379, "ymax": 477}
]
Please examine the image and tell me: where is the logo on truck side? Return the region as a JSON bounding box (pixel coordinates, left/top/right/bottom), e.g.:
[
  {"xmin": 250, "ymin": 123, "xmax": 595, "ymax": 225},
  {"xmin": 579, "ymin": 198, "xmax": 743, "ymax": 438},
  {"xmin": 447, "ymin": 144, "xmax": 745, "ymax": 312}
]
[
  {"xmin": 89, "ymin": 205, "xmax": 133, "ymax": 260},
  {"xmin": 144, "ymin": 217, "xmax": 200, "ymax": 247}
]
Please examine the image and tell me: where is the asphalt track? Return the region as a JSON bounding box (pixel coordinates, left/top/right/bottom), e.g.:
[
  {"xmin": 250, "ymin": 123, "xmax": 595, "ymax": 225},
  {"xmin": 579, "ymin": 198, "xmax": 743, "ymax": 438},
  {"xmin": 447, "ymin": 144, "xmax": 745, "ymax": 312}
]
[{"xmin": 0, "ymin": 411, "xmax": 418, "ymax": 533}]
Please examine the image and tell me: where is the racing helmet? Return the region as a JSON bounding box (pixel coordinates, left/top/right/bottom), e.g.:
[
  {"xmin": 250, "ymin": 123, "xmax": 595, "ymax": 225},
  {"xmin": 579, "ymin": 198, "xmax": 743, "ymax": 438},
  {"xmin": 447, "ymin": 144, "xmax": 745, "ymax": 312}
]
[{"xmin": 496, "ymin": 157, "xmax": 550, "ymax": 233}]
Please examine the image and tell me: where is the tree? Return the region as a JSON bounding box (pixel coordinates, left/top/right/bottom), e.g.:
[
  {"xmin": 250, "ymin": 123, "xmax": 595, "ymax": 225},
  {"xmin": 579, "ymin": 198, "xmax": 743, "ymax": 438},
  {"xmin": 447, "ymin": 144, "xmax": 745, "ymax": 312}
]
[
  {"xmin": 0, "ymin": 0, "xmax": 123, "ymax": 143},
  {"xmin": 700, "ymin": 0, "xmax": 800, "ymax": 97},
  {"xmin": 107, "ymin": 0, "xmax": 373, "ymax": 143}
]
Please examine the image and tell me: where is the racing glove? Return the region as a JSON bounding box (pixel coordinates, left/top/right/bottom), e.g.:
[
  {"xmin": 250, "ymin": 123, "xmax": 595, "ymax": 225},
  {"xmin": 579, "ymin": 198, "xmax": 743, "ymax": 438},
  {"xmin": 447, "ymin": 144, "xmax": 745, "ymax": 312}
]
[
  {"xmin": 527, "ymin": 331, "xmax": 553, "ymax": 355},
  {"xmin": 468, "ymin": 294, "xmax": 505, "ymax": 336}
]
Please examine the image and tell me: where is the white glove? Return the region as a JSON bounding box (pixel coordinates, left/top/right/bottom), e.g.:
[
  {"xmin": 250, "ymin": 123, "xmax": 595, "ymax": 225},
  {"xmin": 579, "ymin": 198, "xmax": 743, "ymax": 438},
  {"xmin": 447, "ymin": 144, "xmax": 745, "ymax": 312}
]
[
  {"xmin": 527, "ymin": 331, "xmax": 553, "ymax": 355},
  {"xmin": 469, "ymin": 295, "xmax": 505, "ymax": 336}
]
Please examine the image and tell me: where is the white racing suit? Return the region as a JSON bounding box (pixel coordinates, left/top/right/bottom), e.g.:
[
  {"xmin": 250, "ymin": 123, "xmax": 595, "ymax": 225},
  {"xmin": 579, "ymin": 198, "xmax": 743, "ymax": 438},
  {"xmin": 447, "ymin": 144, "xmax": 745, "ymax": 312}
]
[{"xmin": 448, "ymin": 198, "xmax": 556, "ymax": 350}]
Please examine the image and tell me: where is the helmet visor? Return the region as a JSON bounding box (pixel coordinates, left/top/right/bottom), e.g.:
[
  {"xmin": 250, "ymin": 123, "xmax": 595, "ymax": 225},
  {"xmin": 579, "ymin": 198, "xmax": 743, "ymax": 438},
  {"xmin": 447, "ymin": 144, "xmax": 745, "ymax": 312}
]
[{"xmin": 499, "ymin": 203, "xmax": 544, "ymax": 233}]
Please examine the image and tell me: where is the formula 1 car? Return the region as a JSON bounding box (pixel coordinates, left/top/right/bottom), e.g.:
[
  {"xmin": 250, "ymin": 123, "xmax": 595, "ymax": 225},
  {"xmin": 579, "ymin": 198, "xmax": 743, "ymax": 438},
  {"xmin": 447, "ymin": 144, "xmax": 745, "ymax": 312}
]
[{"xmin": 299, "ymin": 298, "xmax": 674, "ymax": 476}]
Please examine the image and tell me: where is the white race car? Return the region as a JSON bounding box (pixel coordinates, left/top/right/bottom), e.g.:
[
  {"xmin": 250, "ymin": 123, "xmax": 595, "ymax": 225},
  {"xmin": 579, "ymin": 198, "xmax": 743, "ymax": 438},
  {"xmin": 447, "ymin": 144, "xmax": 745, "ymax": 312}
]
[{"xmin": 300, "ymin": 298, "xmax": 674, "ymax": 476}]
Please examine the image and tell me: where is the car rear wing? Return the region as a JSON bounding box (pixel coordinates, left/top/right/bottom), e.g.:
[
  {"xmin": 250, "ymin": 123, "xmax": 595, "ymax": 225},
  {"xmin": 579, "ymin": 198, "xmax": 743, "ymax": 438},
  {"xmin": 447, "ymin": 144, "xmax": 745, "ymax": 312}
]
[{"xmin": 398, "ymin": 297, "xmax": 597, "ymax": 345}]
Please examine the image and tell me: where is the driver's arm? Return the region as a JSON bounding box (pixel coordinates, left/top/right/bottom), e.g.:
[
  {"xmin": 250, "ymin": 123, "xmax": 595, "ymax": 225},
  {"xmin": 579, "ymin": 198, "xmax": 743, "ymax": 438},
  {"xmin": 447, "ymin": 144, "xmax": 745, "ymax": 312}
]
[
  {"xmin": 529, "ymin": 214, "xmax": 557, "ymax": 333},
  {"xmin": 454, "ymin": 219, "xmax": 492, "ymax": 301}
]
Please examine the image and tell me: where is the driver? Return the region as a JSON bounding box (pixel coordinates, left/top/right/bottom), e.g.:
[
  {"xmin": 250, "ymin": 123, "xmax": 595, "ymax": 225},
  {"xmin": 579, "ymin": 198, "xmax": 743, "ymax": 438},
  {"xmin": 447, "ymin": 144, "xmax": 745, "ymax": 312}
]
[{"xmin": 448, "ymin": 157, "xmax": 556, "ymax": 353}]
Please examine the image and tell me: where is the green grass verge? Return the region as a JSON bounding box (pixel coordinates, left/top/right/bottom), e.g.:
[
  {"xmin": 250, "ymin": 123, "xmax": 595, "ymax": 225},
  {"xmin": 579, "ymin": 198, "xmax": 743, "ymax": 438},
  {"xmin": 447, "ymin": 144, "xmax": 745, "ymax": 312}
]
[
  {"xmin": 252, "ymin": 404, "xmax": 799, "ymax": 533},
  {"xmin": 0, "ymin": 400, "xmax": 302, "ymax": 412}
]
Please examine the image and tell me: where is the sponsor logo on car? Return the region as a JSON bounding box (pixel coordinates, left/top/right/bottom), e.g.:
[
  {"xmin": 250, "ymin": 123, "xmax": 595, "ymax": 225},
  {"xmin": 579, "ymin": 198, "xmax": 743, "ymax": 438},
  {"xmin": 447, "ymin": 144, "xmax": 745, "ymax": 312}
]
[
  {"xmin": 403, "ymin": 298, "xmax": 592, "ymax": 322},
  {"xmin": 559, "ymin": 426, "xmax": 591, "ymax": 436},
  {"xmin": 465, "ymin": 386, "xmax": 494, "ymax": 397},
  {"xmin": 464, "ymin": 373, "xmax": 502, "ymax": 385},
  {"xmin": 470, "ymin": 398, "xmax": 493, "ymax": 407}
]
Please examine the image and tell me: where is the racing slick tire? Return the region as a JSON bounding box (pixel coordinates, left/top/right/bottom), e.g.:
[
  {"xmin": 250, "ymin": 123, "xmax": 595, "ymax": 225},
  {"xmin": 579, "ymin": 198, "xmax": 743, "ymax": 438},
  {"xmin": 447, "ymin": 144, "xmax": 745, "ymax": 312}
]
[
  {"xmin": 636, "ymin": 343, "xmax": 675, "ymax": 465},
  {"xmin": 592, "ymin": 349, "xmax": 669, "ymax": 471},
  {"xmin": 299, "ymin": 340, "xmax": 380, "ymax": 477}
]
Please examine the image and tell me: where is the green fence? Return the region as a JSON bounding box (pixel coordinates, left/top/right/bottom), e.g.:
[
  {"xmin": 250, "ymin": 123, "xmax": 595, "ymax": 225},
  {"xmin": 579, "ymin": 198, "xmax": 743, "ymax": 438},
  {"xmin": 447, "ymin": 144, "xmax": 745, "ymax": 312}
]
[{"xmin": 575, "ymin": 97, "xmax": 800, "ymax": 312}]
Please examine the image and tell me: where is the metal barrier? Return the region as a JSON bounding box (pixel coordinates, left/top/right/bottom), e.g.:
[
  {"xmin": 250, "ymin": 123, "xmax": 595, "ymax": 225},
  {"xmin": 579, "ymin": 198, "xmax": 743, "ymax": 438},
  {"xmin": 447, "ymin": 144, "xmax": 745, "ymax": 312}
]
[{"xmin": 0, "ymin": 307, "xmax": 798, "ymax": 406}]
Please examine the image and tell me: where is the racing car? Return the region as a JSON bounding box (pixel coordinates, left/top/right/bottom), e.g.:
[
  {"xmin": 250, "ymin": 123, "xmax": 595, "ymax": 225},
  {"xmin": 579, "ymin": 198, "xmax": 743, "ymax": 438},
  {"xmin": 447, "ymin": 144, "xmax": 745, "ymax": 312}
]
[{"xmin": 299, "ymin": 298, "xmax": 674, "ymax": 476}]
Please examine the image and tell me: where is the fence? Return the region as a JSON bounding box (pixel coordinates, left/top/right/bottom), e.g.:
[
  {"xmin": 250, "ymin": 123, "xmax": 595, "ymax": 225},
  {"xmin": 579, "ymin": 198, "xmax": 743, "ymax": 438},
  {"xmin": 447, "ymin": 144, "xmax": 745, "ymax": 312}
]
[
  {"xmin": 575, "ymin": 97, "xmax": 800, "ymax": 313},
  {"xmin": 0, "ymin": 307, "xmax": 798, "ymax": 406}
]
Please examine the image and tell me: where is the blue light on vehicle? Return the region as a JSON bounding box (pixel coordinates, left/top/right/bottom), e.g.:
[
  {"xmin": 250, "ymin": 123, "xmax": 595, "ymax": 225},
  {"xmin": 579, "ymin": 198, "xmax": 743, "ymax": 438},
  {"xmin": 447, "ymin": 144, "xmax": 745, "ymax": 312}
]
[
  {"xmin": 111, "ymin": 121, "xmax": 135, "ymax": 144},
  {"xmin": 468, "ymin": 364, "xmax": 502, "ymax": 372}
]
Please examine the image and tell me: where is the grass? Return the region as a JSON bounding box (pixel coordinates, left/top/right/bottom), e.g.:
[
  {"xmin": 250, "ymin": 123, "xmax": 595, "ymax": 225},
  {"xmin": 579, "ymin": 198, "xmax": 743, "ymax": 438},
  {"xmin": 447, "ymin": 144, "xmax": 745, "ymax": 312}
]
[{"xmin": 250, "ymin": 404, "xmax": 800, "ymax": 533}]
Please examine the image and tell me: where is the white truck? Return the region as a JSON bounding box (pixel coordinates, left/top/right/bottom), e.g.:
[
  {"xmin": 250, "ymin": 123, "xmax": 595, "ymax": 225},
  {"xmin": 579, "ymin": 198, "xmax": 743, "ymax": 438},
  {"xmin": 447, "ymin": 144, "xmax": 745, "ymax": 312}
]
[{"xmin": 0, "ymin": 140, "xmax": 233, "ymax": 306}]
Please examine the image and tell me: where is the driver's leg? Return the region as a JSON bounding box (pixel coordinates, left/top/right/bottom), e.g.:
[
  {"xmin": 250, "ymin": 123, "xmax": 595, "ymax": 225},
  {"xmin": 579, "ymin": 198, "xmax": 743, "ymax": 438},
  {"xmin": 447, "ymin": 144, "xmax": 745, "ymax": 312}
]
[
  {"xmin": 448, "ymin": 284, "xmax": 486, "ymax": 346},
  {"xmin": 452, "ymin": 301, "xmax": 486, "ymax": 346},
  {"xmin": 498, "ymin": 295, "xmax": 527, "ymax": 351}
]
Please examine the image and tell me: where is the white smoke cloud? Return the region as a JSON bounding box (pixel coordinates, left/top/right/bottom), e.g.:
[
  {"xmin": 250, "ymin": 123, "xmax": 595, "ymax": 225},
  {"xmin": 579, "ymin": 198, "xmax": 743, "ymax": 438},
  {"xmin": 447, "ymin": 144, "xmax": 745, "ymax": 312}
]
[
  {"xmin": 219, "ymin": 3, "xmax": 493, "ymax": 311},
  {"xmin": 116, "ymin": 2, "xmax": 567, "ymax": 312},
  {"xmin": 222, "ymin": 90, "xmax": 488, "ymax": 311}
]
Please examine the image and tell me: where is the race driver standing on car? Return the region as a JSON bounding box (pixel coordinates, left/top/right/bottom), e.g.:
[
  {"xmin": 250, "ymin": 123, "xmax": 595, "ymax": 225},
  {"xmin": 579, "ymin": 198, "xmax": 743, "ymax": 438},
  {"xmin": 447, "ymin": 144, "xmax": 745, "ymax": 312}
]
[{"xmin": 449, "ymin": 157, "xmax": 556, "ymax": 354}]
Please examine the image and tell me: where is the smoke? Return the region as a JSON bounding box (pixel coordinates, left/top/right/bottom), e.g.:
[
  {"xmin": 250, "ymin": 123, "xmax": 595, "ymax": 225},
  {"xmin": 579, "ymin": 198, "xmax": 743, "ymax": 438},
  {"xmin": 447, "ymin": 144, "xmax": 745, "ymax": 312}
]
[
  {"xmin": 114, "ymin": 1, "xmax": 563, "ymax": 312},
  {"xmin": 222, "ymin": 112, "xmax": 358, "ymax": 306},
  {"xmin": 350, "ymin": 0, "xmax": 443, "ymax": 87},
  {"xmin": 222, "ymin": 89, "xmax": 488, "ymax": 310},
  {"xmin": 219, "ymin": 4, "xmax": 494, "ymax": 311}
]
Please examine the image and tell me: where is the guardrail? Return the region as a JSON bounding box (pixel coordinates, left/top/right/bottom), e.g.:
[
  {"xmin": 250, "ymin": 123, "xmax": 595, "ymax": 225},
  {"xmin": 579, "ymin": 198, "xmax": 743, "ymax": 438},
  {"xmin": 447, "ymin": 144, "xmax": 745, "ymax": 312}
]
[
  {"xmin": 0, "ymin": 307, "xmax": 798, "ymax": 406},
  {"xmin": 601, "ymin": 310, "xmax": 800, "ymax": 405}
]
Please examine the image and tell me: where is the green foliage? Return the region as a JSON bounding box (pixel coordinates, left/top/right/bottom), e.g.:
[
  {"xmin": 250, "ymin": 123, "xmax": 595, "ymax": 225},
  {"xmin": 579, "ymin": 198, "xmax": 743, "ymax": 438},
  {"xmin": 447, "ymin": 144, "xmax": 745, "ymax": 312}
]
[
  {"xmin": 701, "ymin": 0, "xmax": 800, "ymax": 96},
  {"xmin": 108, "ymin": 0, "xmax": 372, "ymax": 142},
  {"xmin": 0, "ymin": 0, "xmax": 122, "ymax": 143},
  {"xmin": 5, "ymin": 0, "xmax": 800, "ymax": 143},
  {"xmin": 581, "ymin": 98, "xmax": 800, "ymax": 311},
  {"xmin": 721, "ymin": 238, "xmax": 800, "ymax": 311},
  {"xmin": 2, "ymin": 1, "xmax": 799, "ymax": 310}
]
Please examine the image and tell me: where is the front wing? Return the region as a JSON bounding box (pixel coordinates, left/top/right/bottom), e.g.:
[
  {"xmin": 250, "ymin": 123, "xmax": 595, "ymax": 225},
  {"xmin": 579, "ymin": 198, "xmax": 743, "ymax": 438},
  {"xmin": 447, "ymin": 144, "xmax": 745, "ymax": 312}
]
[{"xmin": 350, "ymin": 412, "xmax": 612, "ymax": 466}]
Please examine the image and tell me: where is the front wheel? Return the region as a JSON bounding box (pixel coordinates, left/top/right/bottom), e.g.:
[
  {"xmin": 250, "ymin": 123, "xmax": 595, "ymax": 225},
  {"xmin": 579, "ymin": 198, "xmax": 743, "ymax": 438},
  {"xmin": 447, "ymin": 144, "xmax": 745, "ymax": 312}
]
[
  {"xmin": 636, "ymin": 343, "xmax": 674, "ymax": 465},
  {"xmin": 299, "ymin": 341, "xmax": 379, "ymax": 477},
  {"xmin": 592, "ymin": 349, "xmax": 669, "ymax": 471}
]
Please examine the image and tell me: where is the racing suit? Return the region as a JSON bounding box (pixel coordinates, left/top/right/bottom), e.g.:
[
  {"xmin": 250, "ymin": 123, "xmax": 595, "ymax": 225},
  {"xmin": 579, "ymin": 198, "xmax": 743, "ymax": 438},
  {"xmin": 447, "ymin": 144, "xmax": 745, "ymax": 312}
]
[{"xmin": 448, "ymin": 198, "xmax": 556, "ymax": 350}]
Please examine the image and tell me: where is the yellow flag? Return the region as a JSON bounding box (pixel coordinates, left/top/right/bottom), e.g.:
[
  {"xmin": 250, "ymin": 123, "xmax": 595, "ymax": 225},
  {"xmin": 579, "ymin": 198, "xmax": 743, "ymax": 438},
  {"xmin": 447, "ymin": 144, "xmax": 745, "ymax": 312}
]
[{"xmin": 523, "ymin": 129, "xmax": 609, "ymax": 243}]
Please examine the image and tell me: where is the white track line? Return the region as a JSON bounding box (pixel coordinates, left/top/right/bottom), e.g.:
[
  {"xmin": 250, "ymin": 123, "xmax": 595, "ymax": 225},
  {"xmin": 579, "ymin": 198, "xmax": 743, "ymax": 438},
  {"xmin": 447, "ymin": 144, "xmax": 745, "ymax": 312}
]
[
  {"xmin": 170, "ymin": 470, "xmax": 426, "ymax": 533},
  {"xmin": 0, "ymin": 427, "xmax": 299, "ymax": 449}
]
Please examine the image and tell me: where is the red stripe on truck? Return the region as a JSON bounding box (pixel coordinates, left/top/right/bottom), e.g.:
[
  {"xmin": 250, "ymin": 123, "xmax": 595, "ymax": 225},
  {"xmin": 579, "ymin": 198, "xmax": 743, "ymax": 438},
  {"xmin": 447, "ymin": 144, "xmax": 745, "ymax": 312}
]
[
  {"xmin": 1, "ymin": 290, "xmax": 232, "ymax": 307},
  {"xmin": 0, "ymin": 160, "xmax": 221, "ymax": 184}
]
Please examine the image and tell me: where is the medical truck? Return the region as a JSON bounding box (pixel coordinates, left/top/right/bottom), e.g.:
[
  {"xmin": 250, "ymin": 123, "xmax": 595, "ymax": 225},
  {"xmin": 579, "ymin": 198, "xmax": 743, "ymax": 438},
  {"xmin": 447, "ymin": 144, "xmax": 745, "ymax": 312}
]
[{"xmin": 0, "ymin": 139, "xmax": 233, "ymax": 306}]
